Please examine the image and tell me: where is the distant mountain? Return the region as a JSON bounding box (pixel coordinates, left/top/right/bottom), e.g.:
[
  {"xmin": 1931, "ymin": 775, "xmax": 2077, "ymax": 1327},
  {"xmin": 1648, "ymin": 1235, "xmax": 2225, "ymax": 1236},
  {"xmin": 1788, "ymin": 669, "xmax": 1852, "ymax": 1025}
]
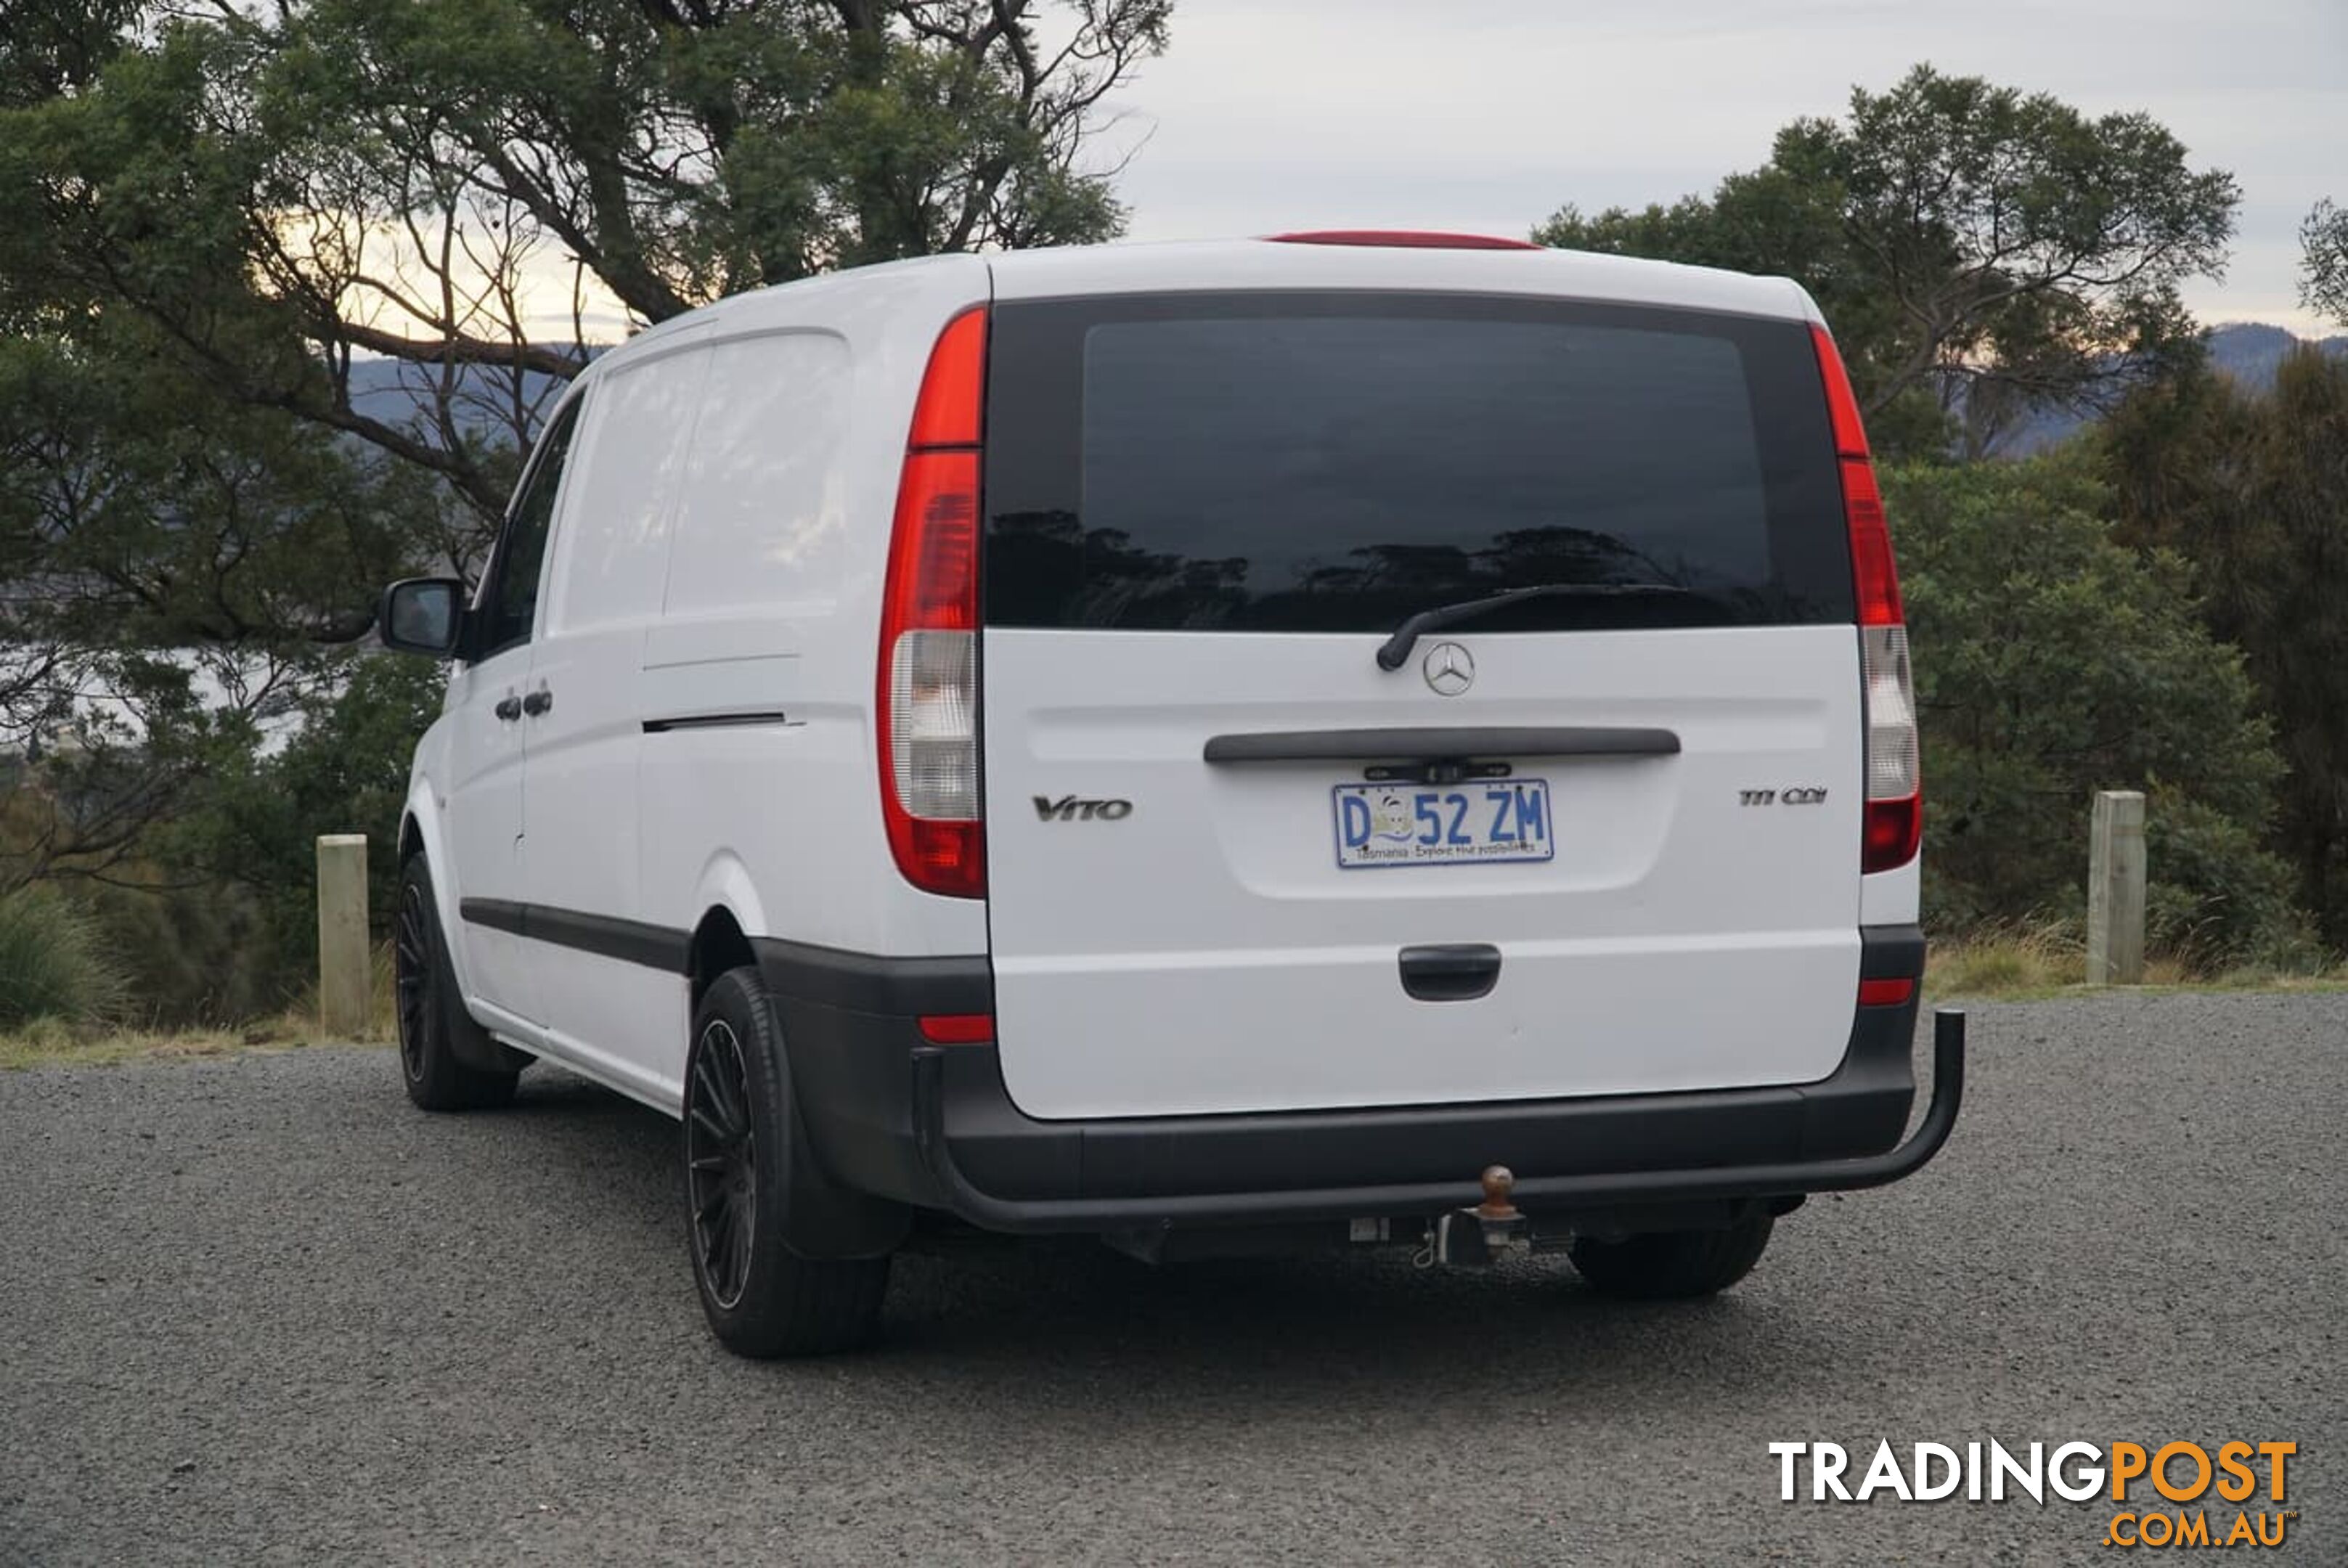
[
  {"xmin": 343, "ymin": 354, "xmax": 584, "ymax": 445},
  {"xmin": 2202, "ymin": 321, "xmax": 2348, "ymax": 391},
  {"xmin": 1997, "ymin": 323, "xmax": 2348, "ymax": 456}
]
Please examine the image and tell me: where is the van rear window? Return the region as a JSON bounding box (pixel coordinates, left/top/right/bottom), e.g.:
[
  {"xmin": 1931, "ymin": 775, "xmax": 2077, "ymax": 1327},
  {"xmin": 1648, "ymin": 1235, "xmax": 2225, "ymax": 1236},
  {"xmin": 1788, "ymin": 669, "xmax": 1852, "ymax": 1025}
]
[{"xmin": 982, "ymin": 293, "xmax": 1852, "ymax": 632}]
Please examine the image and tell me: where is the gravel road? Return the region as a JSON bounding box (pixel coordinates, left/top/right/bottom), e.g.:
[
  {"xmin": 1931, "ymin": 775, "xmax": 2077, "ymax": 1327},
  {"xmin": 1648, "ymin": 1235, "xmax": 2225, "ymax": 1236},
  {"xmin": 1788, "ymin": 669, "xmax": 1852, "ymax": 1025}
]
[{"xmin": 2, "ymin": 993, "xmax": 2341, "ymax": 1565}]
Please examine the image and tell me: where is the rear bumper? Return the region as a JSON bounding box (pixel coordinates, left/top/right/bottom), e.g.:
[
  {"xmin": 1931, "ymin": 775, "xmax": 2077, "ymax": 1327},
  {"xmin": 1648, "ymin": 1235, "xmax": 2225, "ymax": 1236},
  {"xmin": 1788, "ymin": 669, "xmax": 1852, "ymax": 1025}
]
[{"xmin": 757, "ymin": 924, "xmax": 1960, "ymax": 1236}]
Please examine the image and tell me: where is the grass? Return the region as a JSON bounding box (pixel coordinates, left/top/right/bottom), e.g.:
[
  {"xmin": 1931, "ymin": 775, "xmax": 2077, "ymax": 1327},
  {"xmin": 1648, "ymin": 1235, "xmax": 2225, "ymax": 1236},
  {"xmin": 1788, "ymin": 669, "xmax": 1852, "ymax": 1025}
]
[
  {"xmin": 1928, "ymin": 923, "xmax": 2348, "ymax": 1001},
  {"xmin": 0, "ymin": 885, "xmax": 129, "ymax": 1032},
  {"xmin": 0, "ymin": 942, "xmax": 397, "ymax": 1070},
  {"xmin": 0, "ymin": 1016, "xmax": 362, "ymax": 1071},
  {"xmin": 1927, "ymin": 924, "xmax": 2086, "ymax": 1000}
]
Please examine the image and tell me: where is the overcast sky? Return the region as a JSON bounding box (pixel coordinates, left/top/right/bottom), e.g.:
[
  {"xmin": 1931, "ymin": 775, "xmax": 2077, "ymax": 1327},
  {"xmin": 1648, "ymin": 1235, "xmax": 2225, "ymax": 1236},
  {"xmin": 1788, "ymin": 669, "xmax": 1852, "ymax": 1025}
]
[{"xmin": 1099, "ymin": 0, "xmax": 2346, "ymax": 332}]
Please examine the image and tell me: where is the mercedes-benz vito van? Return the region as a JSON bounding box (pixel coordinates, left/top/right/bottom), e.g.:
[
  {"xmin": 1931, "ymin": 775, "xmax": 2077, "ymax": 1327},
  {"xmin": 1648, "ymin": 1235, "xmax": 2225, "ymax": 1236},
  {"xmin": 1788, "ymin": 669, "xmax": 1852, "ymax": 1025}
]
[{"xmin": 379, "ymin": 231, "xmax": 1963, "ymax": 1357}]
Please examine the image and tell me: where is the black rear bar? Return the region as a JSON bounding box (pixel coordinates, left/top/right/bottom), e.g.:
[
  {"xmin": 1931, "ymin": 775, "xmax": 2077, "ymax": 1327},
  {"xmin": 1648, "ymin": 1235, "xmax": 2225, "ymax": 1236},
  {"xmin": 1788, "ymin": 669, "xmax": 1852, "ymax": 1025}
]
[{"xmin": 910, "ymin": 1010, "xmax": 1967, "ymax": 1234}]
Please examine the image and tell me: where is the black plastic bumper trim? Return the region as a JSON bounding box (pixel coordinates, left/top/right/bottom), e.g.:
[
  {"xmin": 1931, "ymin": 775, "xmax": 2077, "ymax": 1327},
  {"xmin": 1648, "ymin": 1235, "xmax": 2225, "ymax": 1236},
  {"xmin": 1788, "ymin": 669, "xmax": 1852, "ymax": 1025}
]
[
  {"xmin": 908, "ymin": 1010, "xmax": 1964, "ymax": 1233},
  {"xmin": 1859, "ymin": 922, "xmax": 1926, "ymax": 979},
  {"xmin": 753, "ymin": 938, "xmax": 992, "ymax": 1017}
]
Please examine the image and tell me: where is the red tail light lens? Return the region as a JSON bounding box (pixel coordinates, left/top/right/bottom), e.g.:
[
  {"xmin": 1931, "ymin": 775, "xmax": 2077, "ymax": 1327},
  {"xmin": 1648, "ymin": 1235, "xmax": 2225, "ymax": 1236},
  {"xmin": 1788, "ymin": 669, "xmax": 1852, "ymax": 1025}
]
[
  {"xmin": 1811, "ymin": 322, "xmax": 1921, "ymax": 873},
  {"xmin": 888, "ymin": 452, "xmax": 980, "ymax": 632},
  {"xmin": 879, "ymin": 306, "xmax": 988, "ymax": 899},
  {"xmin": 1858, "ymin": 976, "xmax": 1916, "ymax": 1008},
  {"xmin": 1811, "ymin": 323, "xmax": 1902, "ymax": 628},
  {"xmin": 906, "ymin": 308, "xmax": 987, "ymax": 449},
  {"xmin": 917, "ymin": 1013, "xmax": 996, "ymax": 1045},
  {"xmin": 1840, "ymin": 456, "xmax": 1902, "ymax": 627},
  {"xmin": 1863, "ymin": 795, "xmax": 1923, "ymax": 876}
]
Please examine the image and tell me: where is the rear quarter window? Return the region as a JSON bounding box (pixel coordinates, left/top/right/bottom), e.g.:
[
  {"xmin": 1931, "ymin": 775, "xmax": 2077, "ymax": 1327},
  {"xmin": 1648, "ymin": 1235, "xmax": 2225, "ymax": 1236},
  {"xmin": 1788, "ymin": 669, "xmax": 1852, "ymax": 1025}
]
[{"xmin": 983, "ymin": 293, "xmax": 1851, "ymax": 632}]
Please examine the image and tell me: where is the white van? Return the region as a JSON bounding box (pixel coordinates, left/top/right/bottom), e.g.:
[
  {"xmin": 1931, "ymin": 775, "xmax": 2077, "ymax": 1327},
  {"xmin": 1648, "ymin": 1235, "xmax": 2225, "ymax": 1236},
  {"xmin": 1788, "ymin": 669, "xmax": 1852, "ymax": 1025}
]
[{"xmin": 378, "ymin": 231, "xmax": 1964, "ymax": 1357}]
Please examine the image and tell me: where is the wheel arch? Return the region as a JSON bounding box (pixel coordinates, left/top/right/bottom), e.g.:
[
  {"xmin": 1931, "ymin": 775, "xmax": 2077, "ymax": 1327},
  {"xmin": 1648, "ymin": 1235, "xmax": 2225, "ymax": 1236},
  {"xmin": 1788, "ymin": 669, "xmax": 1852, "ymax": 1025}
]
[
  {"xmin": 688, "ymin": 905, "xmax": 758, "ymax": 1016},
  {"xmin": 684, "ymin": 849, "xmax": 770, "ymax": 1011}
]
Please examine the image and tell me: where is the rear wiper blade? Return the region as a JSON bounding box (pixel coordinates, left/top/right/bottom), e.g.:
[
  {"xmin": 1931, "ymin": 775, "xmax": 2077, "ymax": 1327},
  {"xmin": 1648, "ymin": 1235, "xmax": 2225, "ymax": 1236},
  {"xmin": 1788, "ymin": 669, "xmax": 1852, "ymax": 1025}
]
[{"xmin": 1374, "ymin": 582, "xmax": 1714, "ymax": 671}]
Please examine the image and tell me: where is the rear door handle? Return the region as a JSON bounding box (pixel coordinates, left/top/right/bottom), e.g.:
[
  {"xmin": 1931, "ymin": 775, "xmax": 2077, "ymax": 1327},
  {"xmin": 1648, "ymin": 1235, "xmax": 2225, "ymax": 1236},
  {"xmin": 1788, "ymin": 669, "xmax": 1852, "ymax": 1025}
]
[
  {"xmin": 1398, "ymin": 943, "xmax": 1501, "ymax": 1002},
  {"xmin": 521, "ymin": 688, "xmax": 553, "ymax": 716},
  {"xmin": 493, "ymin": 695, "xmax": 523, "ymax": 722}
]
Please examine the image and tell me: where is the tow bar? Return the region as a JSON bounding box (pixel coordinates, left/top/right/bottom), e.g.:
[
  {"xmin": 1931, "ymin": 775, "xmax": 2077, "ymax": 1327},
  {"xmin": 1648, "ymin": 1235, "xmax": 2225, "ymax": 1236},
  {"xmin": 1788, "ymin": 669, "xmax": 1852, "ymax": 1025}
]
[
  {"xmin": 1425, "ymin": 1008, "xmax": 1969, "ymax": 1268},
  {"xmin": 1429, "ymin": 1166, "xmax": 1532, "ymax": 1267}
]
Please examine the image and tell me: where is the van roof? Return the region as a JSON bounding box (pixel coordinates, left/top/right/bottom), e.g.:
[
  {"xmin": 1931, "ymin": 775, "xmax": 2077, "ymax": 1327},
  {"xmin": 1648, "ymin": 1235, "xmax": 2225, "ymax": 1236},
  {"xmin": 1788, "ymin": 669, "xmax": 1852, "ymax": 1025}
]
[
  {"xmin": 987, "ymin": 237, "xmax": 1815, "ymax": 322},
  {"xmin": 598, "ymin": 238, "xmax": 1817, "ymax": 377}
]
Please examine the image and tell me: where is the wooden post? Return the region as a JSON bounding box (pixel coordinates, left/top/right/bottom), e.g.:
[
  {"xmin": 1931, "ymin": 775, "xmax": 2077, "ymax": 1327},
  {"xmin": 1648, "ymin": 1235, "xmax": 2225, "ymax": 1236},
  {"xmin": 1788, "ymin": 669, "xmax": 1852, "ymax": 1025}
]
[
  {"xmin": 317, "ymin": 834, "xmax": 371, "ymax": 1037},
  {"xmin": 2087, "ymin": 791, "xmax": 2146, "ymax": 985}
]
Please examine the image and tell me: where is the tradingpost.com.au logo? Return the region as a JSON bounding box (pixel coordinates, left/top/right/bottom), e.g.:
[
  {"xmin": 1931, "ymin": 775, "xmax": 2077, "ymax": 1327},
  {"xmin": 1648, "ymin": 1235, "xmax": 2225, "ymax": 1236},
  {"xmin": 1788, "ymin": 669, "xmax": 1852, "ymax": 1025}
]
[{"xmin": 1771, "ymin": 1440, "xmax": 2300, "ymax": 1550}]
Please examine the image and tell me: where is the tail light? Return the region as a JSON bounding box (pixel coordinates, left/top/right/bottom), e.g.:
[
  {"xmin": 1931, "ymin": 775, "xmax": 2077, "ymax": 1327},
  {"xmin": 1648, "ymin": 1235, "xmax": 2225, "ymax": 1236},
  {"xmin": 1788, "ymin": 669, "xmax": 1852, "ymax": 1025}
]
[
  {"xmin": 1811, "ymin": 322, "xmax": 1922, "ymax": 873},
  {"xmin": 879, "ymin": 306, "xmax": 988, "ymax": 898}
]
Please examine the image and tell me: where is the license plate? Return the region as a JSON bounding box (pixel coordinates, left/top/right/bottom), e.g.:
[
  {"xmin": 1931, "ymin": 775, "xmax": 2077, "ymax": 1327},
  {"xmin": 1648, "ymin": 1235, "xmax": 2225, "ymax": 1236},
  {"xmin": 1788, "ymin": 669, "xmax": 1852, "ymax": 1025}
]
[{"xmin": 1331, "ymin": 780, "xmax": 1554, "ymax": 869}]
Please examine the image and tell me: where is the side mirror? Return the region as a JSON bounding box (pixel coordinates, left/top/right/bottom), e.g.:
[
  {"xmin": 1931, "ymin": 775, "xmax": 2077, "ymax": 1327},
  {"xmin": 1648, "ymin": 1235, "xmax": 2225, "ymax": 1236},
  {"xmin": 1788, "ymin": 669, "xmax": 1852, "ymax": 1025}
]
[{"xmin": 379, "ymin": 577, "xmax": 467, "ymax": 658}]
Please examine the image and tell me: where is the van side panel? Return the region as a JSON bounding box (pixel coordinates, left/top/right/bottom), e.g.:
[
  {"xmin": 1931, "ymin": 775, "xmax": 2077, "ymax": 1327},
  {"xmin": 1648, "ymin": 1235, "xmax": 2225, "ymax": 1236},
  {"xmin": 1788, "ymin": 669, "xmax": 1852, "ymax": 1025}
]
[
  {"xmin": 658, "ymin": 332, "xmax": 854, "ymax": 623},
  {"xmin": 523, "ymin": 329, "xmax": 710, "ymax": 1104},
  {"xmin": 632, "ymin": 260, "xmax": 992, "ymax": 1049}
]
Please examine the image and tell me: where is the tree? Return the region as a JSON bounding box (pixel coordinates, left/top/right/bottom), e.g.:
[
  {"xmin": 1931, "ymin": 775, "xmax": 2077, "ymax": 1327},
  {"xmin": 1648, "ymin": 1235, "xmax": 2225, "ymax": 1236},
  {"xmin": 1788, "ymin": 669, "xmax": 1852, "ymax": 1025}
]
[
  {"xmin": 1885, "ymin": 456, "xmax": 2310, "ymax": 963},
  {"xmin": 2101, "ymin": 348, "xmax": 2348, "ymax": 944},
  {"xmin": 2302, "ymin": 197, "xmax": 2348, "ymax": 327},
  {"xmin": 0, "ymin": 0, "xmax": 1169, "ymax": 518},
  {"xmin": 0, "ymin": 0, "xmax": 1166, "ymax": 959},
  {"xmin": 1536, "ymin": 66, "xmax": 2239, "ymax": 459},
  {"xmin": 156, "ymin": 652, "xmax": 449, "ymax": 997},
  {"xmin": 0, "ymin": 306, "xmax": 455, "ymax": 887}
]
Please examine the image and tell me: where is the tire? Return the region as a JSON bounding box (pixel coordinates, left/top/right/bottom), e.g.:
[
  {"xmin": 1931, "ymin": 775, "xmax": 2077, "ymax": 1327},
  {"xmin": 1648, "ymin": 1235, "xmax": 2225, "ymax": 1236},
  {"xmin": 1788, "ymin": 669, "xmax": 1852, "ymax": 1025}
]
[
  {"xmin": 393, "ymin": 855, "xmax": 521, "ymax": 1113},
  {"xmin": 684, "ymin": 966, "xmax": 892, "ymax": 1358},
  {"xmin": 1568, "ymin": 1213, "xmax": 1774, "ymax": 1300}
]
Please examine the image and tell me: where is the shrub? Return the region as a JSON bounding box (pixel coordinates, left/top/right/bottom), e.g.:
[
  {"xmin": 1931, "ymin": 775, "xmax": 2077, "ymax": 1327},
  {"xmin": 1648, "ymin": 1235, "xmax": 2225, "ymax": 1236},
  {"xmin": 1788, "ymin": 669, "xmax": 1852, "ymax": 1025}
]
[
  {"xmin": 1887, "ymin": 454, "xmax": 2313, "ymax": 963},
  {"xmin": 0, "ymin": 884, "xmax": 128, "ymax": 1029},
  {"xmin": 75, "ymin": 876, "xmax": 282, "ymax": 1027}
]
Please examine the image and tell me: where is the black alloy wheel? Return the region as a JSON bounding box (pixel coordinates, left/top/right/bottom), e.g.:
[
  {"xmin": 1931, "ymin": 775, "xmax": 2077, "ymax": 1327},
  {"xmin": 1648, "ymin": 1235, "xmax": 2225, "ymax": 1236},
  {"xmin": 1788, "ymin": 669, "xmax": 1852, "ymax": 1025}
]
[
  {"xmin": 686, "ymin": 1018, "xmax": 758, "ymax": 1310},
  {"xmin": 682, "ymin": 966, "xmax": 892, "ymax": 1356},
  {"xmin": 393, "ymin": 853, "xmax": 521, "ymax": 1111},
  {"xmin": 394, "ymin": 879, "xmax": 434, "ymax": 1085}
]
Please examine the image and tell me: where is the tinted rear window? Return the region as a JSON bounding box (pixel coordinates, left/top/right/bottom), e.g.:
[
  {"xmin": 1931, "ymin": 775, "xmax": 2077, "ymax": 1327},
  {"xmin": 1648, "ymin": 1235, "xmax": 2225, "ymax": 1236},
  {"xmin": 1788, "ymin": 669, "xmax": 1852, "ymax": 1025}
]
[{"xmin": 983, "ymin": 292, "xmax": 1851, "ymax": 632}]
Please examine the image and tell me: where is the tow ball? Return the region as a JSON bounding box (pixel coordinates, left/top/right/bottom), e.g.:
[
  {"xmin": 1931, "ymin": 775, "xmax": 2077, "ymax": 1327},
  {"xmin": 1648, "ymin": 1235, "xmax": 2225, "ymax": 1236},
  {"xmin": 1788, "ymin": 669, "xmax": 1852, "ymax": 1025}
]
[{"xmin": 1430, "ymin": 1165, "xmax": 1530, "ymax": 1267}]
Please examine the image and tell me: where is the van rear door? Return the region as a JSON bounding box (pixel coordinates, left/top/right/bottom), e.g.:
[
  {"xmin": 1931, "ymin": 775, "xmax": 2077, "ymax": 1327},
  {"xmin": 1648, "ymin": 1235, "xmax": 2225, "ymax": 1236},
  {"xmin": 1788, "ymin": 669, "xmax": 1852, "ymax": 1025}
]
[{"xmin": 979, "ymin": 291, "xmax": 1864, "ymax": 1120}]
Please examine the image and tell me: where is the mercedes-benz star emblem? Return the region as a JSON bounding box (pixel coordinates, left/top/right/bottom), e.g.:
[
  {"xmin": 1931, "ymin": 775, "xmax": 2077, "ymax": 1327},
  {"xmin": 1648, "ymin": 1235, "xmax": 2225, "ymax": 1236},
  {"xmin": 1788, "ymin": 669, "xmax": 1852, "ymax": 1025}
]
[{"xmin": 1422, "ymin": 640, "xmax": 1475, "ymax": 696}]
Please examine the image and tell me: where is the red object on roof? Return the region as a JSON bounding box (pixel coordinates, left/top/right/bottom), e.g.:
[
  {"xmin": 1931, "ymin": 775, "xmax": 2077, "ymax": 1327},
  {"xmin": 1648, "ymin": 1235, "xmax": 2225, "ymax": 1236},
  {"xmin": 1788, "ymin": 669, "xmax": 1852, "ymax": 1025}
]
[{"xmin": 1265, "ymin": 230, "xmax": 1543, "ymax": 251}]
